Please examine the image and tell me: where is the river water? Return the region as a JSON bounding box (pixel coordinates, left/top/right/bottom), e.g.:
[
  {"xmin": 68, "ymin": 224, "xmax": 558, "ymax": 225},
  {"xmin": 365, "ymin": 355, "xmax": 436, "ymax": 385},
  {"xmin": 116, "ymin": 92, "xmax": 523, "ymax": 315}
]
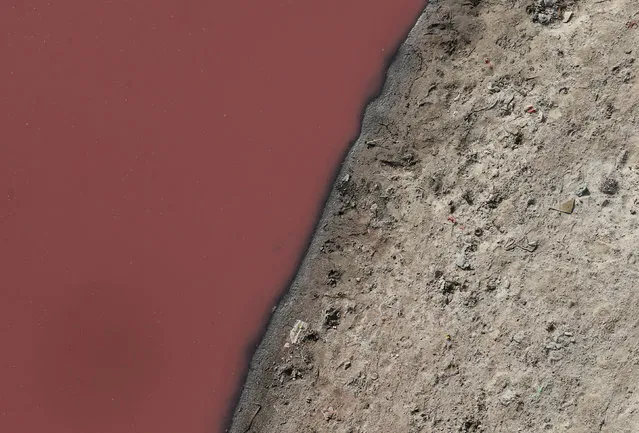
[{"xmin": 0, "ymin": 1, "xmax": 423, "ymax": 431}]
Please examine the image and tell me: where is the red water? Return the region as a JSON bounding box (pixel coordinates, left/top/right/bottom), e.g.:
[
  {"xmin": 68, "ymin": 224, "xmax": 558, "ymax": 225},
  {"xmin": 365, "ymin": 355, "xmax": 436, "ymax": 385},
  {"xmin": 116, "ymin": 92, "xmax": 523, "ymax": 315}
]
[{"xmin": 0, "ymin": 1, "xmax": 423, "ymax": 432}]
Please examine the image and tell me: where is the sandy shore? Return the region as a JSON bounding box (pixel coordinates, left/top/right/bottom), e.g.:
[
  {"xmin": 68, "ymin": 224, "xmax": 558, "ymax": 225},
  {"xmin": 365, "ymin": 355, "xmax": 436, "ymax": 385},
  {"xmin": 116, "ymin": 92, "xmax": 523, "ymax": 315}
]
[{"xmin": 230, "ymin": 1, "xmax": 639, "ymax": 431}]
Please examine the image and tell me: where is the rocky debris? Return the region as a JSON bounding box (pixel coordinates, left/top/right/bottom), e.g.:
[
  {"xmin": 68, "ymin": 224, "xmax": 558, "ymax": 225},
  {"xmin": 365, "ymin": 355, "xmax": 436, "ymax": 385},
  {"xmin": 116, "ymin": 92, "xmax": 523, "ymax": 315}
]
[
  {"xmin": 505, "ymin": 236, "xmax": 538, "ymax": 253},
  {"xmin": 455, "ymin": 250, "xmax": 473, "ymax": 270},
  {"xmin": 440, "ymin": 279, "xmax": 463, "ymax": 294},
  {"xmin": 527, "ymin": 0, "xmax": 575, "ymax": 25},
  {"xmin": 323, "ymin": 307, "xmax": 341, "ymax": 328},
  {"xmin": 326, "ymin": 269, "xmax": 342, "ymax": 287},
  {"xmin": 575, "ymin": 185, "xmax": 590, "ymax": 197},
  {"xmin": 600, "ymin": 176, "xmax": 619, "ymax": 195},
  {"xmin": 485, "ymin": 192, "xmax": 503, "ymax": 209},
  {"xmin": 562, "ymin": 10, "xmax": 573, "ymax": 23},
  {"xmin": 486, "ymin": 278, "xmax": 510, "ymax": 292}
]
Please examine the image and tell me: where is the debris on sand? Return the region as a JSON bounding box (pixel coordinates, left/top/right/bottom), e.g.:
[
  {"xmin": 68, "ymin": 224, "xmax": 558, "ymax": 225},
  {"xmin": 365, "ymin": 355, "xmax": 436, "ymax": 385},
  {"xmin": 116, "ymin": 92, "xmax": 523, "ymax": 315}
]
[
  {"xmin": 323, "ymin": 307, "xmax": 341, "ymax": 328},
  {"xmin": 527, "ymin": 0, "xmax": 575, "ymax": 25},
  {"xmin": 505, "ymin": 236, "xmax": 538, "ymax": 253},
  {"xmin": 455, "ymin": 243, "xmax": 475, "ymax": 270},
  {"xmin": 599, "ymin": 176, "xmax": 619, "ymax": 195},
  {"xmin": 550, "ymin": 198, "xmax": 575, "ymax": 214},
  {"xmin": 289, "ymin": 320, "xmax": 309, "ymax": 345},
  {"xmin": 562, "ymin": 11, "xmax": 574, "ymax": 23},
  {"xmin": 455, "ymin": 252, "xmax": 472, "ymax": 270},
  {"xmin": 576, "ymin": 185, "xmax": 590, "ymax": 197}
]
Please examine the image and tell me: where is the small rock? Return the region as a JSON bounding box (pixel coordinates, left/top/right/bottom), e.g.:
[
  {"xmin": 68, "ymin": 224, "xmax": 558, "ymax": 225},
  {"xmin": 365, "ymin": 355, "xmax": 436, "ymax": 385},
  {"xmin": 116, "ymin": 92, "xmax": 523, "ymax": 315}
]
[
  {"xmin": 500, "ymin": 389, "xmax": 519, "ymax": 406},
  {"xmin": 576, "ymin": 185, "xmax": 590, "ymax": 197},
  {"xmin": 455, "ymin": 253, "xmax": 472, "ymax": 270},
  {"xmin": 562, "ymin": 11, "xmax": 573, "ymax": 23},
  {"xmin": 538, "ymin": 110, "xmax": 546, "ymax": 122}
]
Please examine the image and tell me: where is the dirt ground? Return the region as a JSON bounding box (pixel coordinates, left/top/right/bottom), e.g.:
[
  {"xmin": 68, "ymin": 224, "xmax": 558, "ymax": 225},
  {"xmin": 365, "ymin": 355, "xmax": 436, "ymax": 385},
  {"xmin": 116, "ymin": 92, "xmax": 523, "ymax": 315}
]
[{"xmin": 229, "ymin": 0, "xmax": 639, "ymax": 431}]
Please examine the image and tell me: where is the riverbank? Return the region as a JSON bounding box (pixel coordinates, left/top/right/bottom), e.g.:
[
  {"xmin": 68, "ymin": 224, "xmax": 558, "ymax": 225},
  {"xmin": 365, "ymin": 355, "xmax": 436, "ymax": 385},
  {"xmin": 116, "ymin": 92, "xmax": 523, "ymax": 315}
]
[{"xmin": 231, "ymin": 0, "xmax": 639, "ymax": 431}]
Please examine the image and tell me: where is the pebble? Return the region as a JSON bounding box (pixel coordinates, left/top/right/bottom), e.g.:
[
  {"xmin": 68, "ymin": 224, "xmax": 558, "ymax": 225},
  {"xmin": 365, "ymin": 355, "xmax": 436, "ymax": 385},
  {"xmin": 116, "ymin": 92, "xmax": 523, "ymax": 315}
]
[
  {"xmin": 562, "ymin": 11, "xmax": 573, "ymax": 23},
  {"xmin": 576, "ymin": 185, "xmax": 590, "ymax": 197},
  {"xmin": 500, "ymin": 389, "xmax": 519, "ymax": 406},
  {"xmin": 455, "ymin": 253, "xmax": 472, "ymax": 270}
]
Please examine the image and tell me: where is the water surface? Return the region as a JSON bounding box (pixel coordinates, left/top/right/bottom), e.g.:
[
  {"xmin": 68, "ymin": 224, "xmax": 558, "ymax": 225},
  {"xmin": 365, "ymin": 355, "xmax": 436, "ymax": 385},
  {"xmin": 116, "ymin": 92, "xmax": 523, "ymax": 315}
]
[{"xmin": 0, "ymin": 1, "xmax": 423, "ymax": 431}]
